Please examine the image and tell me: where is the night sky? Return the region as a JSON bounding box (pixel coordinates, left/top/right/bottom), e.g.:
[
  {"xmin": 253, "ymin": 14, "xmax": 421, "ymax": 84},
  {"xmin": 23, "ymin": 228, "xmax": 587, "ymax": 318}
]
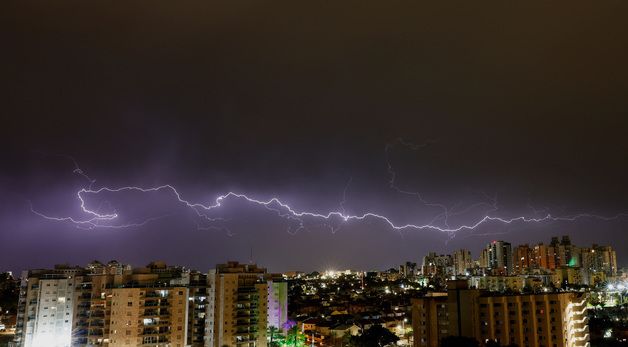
[{"xmin": 2, "ymin": 1, "xmax": 628, "ymax": 274}]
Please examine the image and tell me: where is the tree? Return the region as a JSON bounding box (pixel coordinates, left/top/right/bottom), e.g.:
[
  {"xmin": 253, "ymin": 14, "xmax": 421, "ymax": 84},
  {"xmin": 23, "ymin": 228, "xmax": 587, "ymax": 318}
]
[
  {"xmin": 285, "ymin": 326, "xmax": 306, "ymax": 347},
  {"xmin": 350, "ymin": 325, "xmax": 399, "ymax": 347},
  {"xmin": 403, "ymin": 329, "xmax": 413, "ymax": 344},
  {"xmin": 342, "ymin": 331, "xmax": 354, "ymax": 347},
  {"xmin": 268, "ymin": 326, "xmax": 285, "ymax": 347}
]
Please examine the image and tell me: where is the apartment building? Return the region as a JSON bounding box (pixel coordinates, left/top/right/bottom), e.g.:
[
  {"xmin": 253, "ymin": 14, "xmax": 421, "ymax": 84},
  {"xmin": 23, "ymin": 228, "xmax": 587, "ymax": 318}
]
[
  {"xmin": 13, "ymin": 267, "xmax": 84, "ymax": 347},
  {"xmin": 412, "ymin": 280, "xmax": 588, "ymax": 347},
  {"xmin": 108, "ymin": 287, "xmax": 188, "ymax": 347},
  {"xmin": 187, "ymin": 271, "xmax": 209, "ymax": 347},
  {"xmin": 411, "ymin": 293, "xmax": 448, "ymax": 347},
  {"xmin": 267, "ymin": 280, "xmax": 288, "ymax": 333},
  {"xmin": 207, "ymin": 262, "xmax": 270, "ymax": 347},
  {"xmin": 13, "ymin": 261, "xmax": 286, "ymax": 347}
]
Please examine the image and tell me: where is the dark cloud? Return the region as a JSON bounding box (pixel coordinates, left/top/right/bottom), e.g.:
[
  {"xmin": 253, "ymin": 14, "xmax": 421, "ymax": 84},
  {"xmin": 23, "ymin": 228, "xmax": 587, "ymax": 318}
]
[{"xmin": 1, "ymin": 1, "xmax": 628, "ymax": 273}]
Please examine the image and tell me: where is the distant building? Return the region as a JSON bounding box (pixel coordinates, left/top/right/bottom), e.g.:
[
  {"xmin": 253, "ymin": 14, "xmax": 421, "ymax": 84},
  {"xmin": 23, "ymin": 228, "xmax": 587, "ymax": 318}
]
[
  {"xmin": 399, "ymin": 262, "xmax": 418, "ymax": 277},
  {"xmin": 452, "ymin": 250, "xmax": 473, "ymax": 276},
  {"xmin": 513, "ymin": 244, "xmax": 532, "ymax": 275},
  {"xmin": 486, "ymin": 241, "xmax": 513, "ymax": 275},
  {"xmin": 580, "ymin": 245, "xmax": 618, "ymax": 284},
  {"xmin": 468, "ymin": 276, "xmax": 524, "ymax": 292},
  {"xmin": 533, "ymin": 243, "xmax": 556, "ymax": 271},
  {"xmin": 421, "ymin": 253, "xmax": 453, "ymax": 277},
  {"xmin": 478, "ymin": 248, "xmax": 489, "ymax": 269}
]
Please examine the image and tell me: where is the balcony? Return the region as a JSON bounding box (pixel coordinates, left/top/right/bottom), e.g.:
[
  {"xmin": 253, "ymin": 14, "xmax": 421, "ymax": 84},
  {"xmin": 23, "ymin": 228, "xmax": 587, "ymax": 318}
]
[
  {"xmin": 88, "ymin": 329, "xmax": 104, "ymax": 337},
  {"xmin": 74, "ymin": 337, "xmax": 88, "ymax": 345},
  {"xmin": 142, "ymin": 328, "xmax": 170, "ymax": 336},
  {"xmin": 90, "ymin": 321, "xmax": 105, "ymax": 328},
  {"xmin": 237, "ymin": 287, "xmax": 258, "ymax": 293},
  {"xmin": 141, "ymin": 337, "xmax": 168, "ymax": 346},
  {"xmin": 142, "ymin": 310, "xmax": 170, "ymax": 318},
  {"xmin": 144, "ymin": 300, "xmax": 169, "ymax": 307},
  {"xmin": 143, "ymin": 310, "xmax": 159, "ymax": 317},
  {"xmin": 236, "ymin": 327, "xmax": 258, "ymax": 334},
  {"xmin": 142, "ymin": 329, "xmax": 160, "ymax": 336},
  {"xmin": 145, "ymin": 292, "xmax": 166, "ymax": 298},
  {"xmin": 74, "ymin": 329, "xmax": 89, "ymax": 337}
]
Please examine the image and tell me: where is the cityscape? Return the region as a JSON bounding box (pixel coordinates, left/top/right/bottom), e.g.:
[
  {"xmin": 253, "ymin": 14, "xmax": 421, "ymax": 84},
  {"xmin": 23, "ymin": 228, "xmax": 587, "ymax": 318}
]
[
  {"xmin": 3, "ymin": 1, "xmax": 628, "ymax": 347},
  {"xmin": 1, "ymin": 235, "xmax": 626, "ymax": 347}
]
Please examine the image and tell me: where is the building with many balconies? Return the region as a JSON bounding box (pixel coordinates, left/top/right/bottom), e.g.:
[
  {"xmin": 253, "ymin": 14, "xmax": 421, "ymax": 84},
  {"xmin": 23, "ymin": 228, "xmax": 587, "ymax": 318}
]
[{"xmin": 412, "ymin": 280, "xmax": 589, "ymax": 347}]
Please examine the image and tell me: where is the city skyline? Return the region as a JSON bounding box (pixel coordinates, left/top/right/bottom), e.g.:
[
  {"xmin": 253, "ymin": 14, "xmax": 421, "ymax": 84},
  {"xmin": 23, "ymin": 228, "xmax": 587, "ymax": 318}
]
[
  {"xmin": 1, "ymin": 234, "xmax": 619, "ymax": 277},
  {"xmin": 3, "ymin": 233, "xmax": 625, "ymax": 347}
]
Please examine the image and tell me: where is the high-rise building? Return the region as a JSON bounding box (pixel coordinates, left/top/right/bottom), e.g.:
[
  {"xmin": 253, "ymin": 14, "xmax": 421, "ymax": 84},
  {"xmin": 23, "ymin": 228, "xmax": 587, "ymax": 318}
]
[
  {"xmin": 267, "ymin": 280, "xmax": 288, "ymax": 333},
  {"xmin": 72, "ymin": 272, "xmax": 115, "ymax": 346},
  {"xmin": 533, "ymin": 243, "xmax": 556, "ymax": 271},
  {"xmin": 399, "ymin": 262, "xmax": 417, "ymax": 277},
  {"xmin": 421, "ymin": 253, "xmax": 453, "ymax": 277},
  {"xmin": 18, "ymin": 275, "xmax": 78, "ymax": 347},
  {"xmin": 580, "ymin": 244, "xmax": 618, "ymax": 284},
  {"xmin": 549, "ymin": 237, "xmax": 566, "ymax": 268},
  {"xmin": 513, "ymin": 244, "xmax": 532, "ymax": 275},
  {"xmin": 478, "ymin": 248, "xmax": 489, "ymax": 269},
  {"xmin": 596, "ymin": 245, "xmax": 618, "ymax": 276},
  {"xmin": 13, "ymin": 266, "xmax": 85, "ymax": 347},
  {"xmin": 187, "ymin": 271, "xmax": 209, "ymax": 347},
  {"xmin": 452, "ymin": 250, "xmax": 473, "ymax": 276},
  {"xmin": 412, "ymin": 280, "xmax": 589, "ymax": 347},
  {"xmin": 560, "ymin": 236, "xmax": 575, "ymax": 266},
  {"xmin": 108, "ymin": 287, "xmax": 188, "ymax": 347},
  {"xmin": 486, "ymin": 241, "xmax": 513, "ymax": 275},
  {"xmin": 207, "ymin": 262, "xmax": 284, "ymax": 347},
  {"xmin": 410, "ymin": 293, "xmax": 448, "ymax": 347},
  {"xmin": 13, "ymin": 261, "xmax": 287, "ymax": 347}
]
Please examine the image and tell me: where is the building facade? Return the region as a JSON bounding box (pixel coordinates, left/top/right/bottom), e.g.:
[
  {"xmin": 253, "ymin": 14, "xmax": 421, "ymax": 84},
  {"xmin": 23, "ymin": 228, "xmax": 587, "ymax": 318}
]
[
  {"xmin": 453, "ymin": 250, "xmax": 473, "ymax": 276},
  {"xmin": 488, "ymin": 241, "xmax": 513, "ymax": 275},
  {"xmin": 13, "ymin": 267, "xmax": 83, "ymax": 347},
  {"xmin": 108, "ymin": 287, "xmax": 188, "ymax": 347},
  {"xmin": 13, "ymin": 261, "xmax": 285, "ymax": 347},
  {"xmin": 267, "ymin": 281, "xmax": 288, "ymax": 333},
  {"xmin": 207, "ymin": 262, "xmax": 286, "ymax": 347},
  {"xmin": 412, "ymin": 280, "xmax": 589, "ymax": 347}
]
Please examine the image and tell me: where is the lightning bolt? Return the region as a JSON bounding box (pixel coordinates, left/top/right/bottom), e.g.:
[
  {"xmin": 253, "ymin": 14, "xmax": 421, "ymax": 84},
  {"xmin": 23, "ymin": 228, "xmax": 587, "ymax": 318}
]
[
  {"xmin": 385, "ymin": 139, "xmax": 451, "ymax": 227},
  {"xmin": 30, "ymin": 152, "xmax": 628, "ymax": 236},
  {"xmin": 30, "ymin": 181, "xmax": 628, "ymax": 234},
  {"xmin": 340, "ymin": 176, "xmax": 352, "ymax": 216},
  {"xmin": 385, "ymin": 138, "xmax": 502, "ymax": 233}
]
